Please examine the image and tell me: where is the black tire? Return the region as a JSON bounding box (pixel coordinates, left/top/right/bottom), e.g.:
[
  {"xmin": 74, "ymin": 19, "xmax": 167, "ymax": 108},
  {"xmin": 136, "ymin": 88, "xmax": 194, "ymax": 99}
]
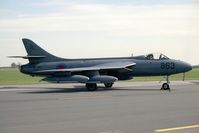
[
  {"xmin": 86, "ymin": 83, "xmax": 97, "ymax": 91},
  {"xmin": 104, "ymin": 83, "xmax": 113, "ymax": 88},
  {"xmin": 161, "ymin": 83, "xmax": 170, "ymax": 90}
]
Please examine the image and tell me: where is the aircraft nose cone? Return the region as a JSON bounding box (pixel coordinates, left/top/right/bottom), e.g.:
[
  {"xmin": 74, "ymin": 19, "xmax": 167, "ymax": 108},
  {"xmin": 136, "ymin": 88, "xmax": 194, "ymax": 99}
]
[{"xmin": 182, "ymin": 62, "xmax": 192, "ymax": 72}]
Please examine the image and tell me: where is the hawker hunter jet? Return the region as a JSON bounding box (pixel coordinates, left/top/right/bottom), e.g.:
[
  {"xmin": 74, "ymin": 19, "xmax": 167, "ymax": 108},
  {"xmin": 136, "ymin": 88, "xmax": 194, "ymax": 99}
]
[{"xmin": 9, "ymin": 39, "xmax": 192, "ymax": 91}]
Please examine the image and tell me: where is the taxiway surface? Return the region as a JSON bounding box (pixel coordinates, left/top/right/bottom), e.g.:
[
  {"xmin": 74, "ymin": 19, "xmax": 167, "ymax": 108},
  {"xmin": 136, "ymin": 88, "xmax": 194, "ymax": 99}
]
[{"xmin": 0, "ymin": 81, "xmax": 199, "ymax": 133}]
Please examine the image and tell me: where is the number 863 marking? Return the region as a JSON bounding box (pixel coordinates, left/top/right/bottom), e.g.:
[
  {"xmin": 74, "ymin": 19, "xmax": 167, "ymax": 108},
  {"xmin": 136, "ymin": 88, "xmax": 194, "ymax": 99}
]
[{"xmin": 161, "ymin": 62, "xmax": 175, "ymax": 69}]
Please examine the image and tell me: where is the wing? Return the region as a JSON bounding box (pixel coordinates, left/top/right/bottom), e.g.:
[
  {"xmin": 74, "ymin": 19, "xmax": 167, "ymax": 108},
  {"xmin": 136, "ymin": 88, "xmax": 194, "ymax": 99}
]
[{"xmin": 35, "ymin": 62, "xmax": 136, "ymax": 74}]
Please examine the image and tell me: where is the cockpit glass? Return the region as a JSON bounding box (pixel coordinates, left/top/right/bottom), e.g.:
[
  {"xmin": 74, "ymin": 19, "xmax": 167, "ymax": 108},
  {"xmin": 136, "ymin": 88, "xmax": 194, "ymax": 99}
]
[{"xmin": 145, "ymin": 53, "xmax": 169, "ymax": 60}]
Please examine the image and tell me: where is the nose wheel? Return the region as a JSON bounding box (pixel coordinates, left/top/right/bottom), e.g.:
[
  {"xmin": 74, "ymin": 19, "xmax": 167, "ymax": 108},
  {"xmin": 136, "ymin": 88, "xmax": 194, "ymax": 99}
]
[
  {"xmin": 161, "ymin": 83, "xmax": 170, "ymax": 90},
  {"xmin": 161, "ymin": 75, "xmax": 170, "ymax": 91}
]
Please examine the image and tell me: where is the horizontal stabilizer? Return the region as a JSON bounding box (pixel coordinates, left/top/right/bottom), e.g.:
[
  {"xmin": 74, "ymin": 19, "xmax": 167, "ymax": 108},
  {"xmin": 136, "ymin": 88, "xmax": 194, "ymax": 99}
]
[{"xmin": 8, "ymin": 56, "xmax": 46, "ymax": 59}]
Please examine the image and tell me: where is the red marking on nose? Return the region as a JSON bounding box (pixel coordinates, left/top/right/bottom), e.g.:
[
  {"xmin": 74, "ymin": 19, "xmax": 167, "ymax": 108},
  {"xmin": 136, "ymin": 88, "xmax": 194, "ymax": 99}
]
[{"xmin": 57, "ymin": 65, "xmax": 65, "ymax": 69}]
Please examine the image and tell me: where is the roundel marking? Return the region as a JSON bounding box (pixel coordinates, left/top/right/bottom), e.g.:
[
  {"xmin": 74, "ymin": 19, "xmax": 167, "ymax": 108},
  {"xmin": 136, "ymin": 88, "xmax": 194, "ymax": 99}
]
[{"xmin": 56, "ymin": 64, "xmax": 67, "ymax": 69}]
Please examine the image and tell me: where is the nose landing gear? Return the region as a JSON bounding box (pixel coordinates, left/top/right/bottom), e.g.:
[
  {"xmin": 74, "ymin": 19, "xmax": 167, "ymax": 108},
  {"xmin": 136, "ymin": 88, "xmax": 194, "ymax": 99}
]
[
  {"xmin": 161, "ymin": 76, "xmax": 170, "ymax": 91},
  {"xmin": 161, "ymin": 83, "xmax": 170, "ymax": 90}
]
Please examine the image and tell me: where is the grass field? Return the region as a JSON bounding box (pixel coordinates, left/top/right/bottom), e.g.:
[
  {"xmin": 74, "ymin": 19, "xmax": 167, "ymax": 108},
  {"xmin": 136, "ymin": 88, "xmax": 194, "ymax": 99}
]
[
  {"xmin": 0, "ymin": 68, "xmax": 42, "ymax": 85},
  {"xmin": 0, "ymin": 68, "xmax": 199, "ymax": 85}
]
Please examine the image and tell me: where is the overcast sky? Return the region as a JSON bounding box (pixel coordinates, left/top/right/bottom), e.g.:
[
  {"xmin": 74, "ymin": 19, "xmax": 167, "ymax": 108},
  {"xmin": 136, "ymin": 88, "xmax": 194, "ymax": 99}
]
[{"xmin": 0, "ymin": 0, "xmax": 199, "ymax": 66}]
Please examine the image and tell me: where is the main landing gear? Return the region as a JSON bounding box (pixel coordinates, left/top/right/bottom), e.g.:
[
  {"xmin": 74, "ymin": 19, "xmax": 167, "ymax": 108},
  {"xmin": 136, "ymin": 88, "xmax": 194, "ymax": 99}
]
[
  {"xmin": 161, "ymin": 76, "xmax": 170, "ymax": 91},
  {"xmin": 86, "ymin": 83, "xmax": 97, "ymax": 91},
  {"xmin": 104, "ymin": 83, "xmax": 113, "ymax": 88},
  {"xmin": 86, "ymin": 82, "xmax": 114, "ymax": 91}
]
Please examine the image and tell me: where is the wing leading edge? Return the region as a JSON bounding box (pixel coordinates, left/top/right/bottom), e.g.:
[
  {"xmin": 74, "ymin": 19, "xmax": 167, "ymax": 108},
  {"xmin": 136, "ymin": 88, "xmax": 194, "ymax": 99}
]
[{"xmin": 35, "ymin": 62, "xmax": 136, "ymax": 74}]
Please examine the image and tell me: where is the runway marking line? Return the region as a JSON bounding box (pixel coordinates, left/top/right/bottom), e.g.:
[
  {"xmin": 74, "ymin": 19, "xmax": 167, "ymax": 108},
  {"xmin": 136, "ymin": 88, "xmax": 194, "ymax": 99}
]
[{"xmin": 155, "ymin": 124, "xmax": 199, "ymax": 132}]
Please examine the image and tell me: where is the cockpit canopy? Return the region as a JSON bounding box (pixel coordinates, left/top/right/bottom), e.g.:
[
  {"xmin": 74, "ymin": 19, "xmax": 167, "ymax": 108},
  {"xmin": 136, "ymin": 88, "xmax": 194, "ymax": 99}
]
[{"xmin": 145, "ymin": 53, "xmax": 169, "ymax": 60}]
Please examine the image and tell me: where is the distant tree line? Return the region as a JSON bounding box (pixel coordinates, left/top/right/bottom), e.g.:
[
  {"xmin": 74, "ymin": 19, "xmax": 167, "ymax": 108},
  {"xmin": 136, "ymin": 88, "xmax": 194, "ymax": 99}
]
[
  {"xmin": 192, "ymin": 65, "xmax": 199, "ymax": 68},
  {"xmin": 11, "ymin": 62, "xmax": 21, "ymax": 68}
]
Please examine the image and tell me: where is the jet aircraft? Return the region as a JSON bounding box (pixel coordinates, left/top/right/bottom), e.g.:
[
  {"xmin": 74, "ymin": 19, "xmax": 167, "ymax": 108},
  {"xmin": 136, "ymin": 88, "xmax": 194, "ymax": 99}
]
[{"xmin": 9, "ymin": 39, "xmax": 192, "ymax": 91}]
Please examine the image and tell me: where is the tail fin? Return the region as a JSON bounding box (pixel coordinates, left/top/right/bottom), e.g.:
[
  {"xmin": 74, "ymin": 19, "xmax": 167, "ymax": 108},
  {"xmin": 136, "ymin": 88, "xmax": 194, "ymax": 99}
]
[{"xmin": 22, "ymin": 38, "xmax": 65, "ymax": 63}]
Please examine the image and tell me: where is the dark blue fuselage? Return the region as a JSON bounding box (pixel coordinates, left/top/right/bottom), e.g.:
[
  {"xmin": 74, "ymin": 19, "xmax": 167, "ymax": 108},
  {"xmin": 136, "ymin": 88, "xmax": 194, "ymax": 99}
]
[{"xmin": 21, "ymin": 57, "xmax": 192, "ymax": 80}]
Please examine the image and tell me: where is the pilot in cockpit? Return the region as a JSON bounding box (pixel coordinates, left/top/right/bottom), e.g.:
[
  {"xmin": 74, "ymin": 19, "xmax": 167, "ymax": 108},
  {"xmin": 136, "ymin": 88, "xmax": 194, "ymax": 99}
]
[
  {"xmin": 146, "ymin": 53, "xmax": 169, "ymax": 60},
  {"xmin": 146, "ymin": 54, "xmax": 154, "ymax": 60}
]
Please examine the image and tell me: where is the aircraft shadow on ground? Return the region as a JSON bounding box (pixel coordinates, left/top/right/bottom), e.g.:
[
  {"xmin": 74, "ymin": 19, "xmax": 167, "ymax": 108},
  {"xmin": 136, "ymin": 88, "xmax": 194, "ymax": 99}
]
[
  {"xmin": 20, "ymin": 85, "xmax": 163, "ymax": 94},
  {"xmin": 20, "ymin": 87, "xmax": 88, "ymax": 94}
]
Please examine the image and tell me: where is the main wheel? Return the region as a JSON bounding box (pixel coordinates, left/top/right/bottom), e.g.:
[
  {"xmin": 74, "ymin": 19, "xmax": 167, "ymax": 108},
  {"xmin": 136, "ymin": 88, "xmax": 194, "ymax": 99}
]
[
  {"xmin": 161, "ymin": 83, "xmax": 170, "ymax": 90},
  {"xmin": 86, "ymin": 83, "xmax": 97, "ymax": 91},
  {"xmin": 104, "ymin": 83, "xmax": 113, "ymax": 88}
]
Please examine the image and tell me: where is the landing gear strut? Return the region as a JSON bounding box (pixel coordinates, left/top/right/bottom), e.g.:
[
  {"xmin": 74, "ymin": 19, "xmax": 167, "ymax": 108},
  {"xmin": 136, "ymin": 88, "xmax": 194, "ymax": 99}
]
[
  {"xmin": 86, "ymin": 83, "xmax": 97, "ymax": 91},
  {"xmin": 161, "ymin": 76, "xmax": 170, "ymax": 91}
]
